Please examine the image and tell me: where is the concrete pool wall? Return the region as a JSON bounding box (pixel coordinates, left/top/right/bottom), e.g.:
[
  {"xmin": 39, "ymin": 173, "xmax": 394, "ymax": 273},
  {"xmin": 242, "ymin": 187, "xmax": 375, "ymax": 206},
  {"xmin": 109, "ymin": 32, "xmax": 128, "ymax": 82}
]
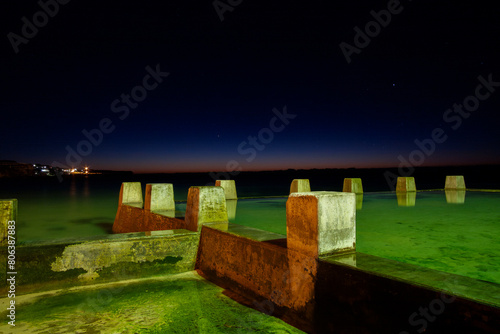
[{"xmin": 1, "ymin": 178, "xmax": 500, "ymax": 333}]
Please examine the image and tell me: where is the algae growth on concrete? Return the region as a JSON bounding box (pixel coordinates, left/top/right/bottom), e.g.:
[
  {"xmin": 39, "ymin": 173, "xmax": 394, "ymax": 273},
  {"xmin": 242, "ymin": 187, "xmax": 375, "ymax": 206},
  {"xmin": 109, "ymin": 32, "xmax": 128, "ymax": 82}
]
[{"xmin": 0, "ymin": 271, "xmax": 304, "ymax": 333}]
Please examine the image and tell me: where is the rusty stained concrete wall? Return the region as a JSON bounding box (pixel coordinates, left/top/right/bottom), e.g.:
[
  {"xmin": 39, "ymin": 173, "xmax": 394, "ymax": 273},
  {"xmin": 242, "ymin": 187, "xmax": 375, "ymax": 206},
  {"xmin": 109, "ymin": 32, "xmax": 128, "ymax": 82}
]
[
  {"xmin": 195, "ymin": 225, "xmax": 317, "ymax": 329},
  {"xmin": 195, "ymin": 225, "xmax": 500, "ymax": 333}
]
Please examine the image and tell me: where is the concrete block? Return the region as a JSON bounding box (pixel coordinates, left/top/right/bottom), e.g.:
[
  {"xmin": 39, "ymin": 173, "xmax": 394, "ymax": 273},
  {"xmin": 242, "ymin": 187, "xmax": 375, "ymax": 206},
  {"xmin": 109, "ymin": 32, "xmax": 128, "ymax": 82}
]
[
  {"xmin": 145, "ymin": 183, "xmax": 175, "ymax": 212},
  {"xmin": 445, "ymin": 175, "xmax": 466, "ymax": 190},
  {"xmin": 445, "ymin": 190, "xmax": 466, "ymax": 204},
  {"xmin": 1, "ymin": 199, "xmax": 17, "ymax": 245},
  {"xmin": 343, "ymin": 178, "xmax": 363, "ymax": 194},
  {"xmin": 185, "ymin": 187, "xmax": 228, "ymax": 231},
  {"xmin": 287, "ymin": 191, "xmax": 356, "ymax": 257},
  {"xmin": 289, "ymin": 179, "xmax": 311, "ymax": 195},
  {"xmin": 215, "ymin": 180, "xmax": 238, "ymax": 199},
  {"xmin": 396, "ymin": 177, "xmax": 416, "ymax": 192},
  {"xmin": 396, "ymin": 192, "xmax": 416, "ymax": 207},
  {"xmin": 118, "ymin": 182, "xmax": 143, "ymax": 208}
]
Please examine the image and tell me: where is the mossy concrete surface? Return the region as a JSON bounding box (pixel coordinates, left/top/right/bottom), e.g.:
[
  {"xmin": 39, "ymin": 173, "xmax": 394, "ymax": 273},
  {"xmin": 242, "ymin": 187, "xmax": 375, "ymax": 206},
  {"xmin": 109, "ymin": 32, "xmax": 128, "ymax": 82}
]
[
  {"xmin": 0, "ymin": 230, "xmax": 199, "ymax": 295},
  {"xmin": 0, "ymin": 199, "xmax": 17, "ymax": 245},
  {"xmin": 0, "ymin": 271, "xmax": 304, "ymax": 333}
]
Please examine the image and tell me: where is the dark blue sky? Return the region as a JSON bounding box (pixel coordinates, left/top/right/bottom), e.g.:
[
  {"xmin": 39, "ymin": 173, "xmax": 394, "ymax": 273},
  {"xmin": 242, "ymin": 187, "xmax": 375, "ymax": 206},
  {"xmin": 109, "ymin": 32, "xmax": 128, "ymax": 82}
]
[{"xmin": 2, "ymin": 1, "xmax": 499, "ymax": 173}]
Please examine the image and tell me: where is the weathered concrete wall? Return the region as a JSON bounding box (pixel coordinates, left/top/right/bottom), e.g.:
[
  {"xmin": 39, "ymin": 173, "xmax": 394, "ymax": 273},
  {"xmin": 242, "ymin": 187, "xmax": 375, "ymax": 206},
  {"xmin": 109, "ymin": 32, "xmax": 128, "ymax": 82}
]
[
  {"xmin": 445, "ymin": 175, "xmax": 466, "ymax": 190},
  {"xmin": 195, "ymin": 225, "xmax": 316, "ymax": 321},
  {"xmin": 0, "ymin": 199, "xmax": 17, "ymax": 245},
  {"xmin": 289, "ymin": 179, "xmax": 310, "ymax": 194},
  {"xmin": 342, "ymin": 178, "xmax": 363, "ymax": 194},
  {"xmin": 315, "ymin": 255, "xmax": 500, "ymax": 333},
  {"xmin": 0, "ymin": 230, "xmax": 199, "ymax": 295},
  {"xmin": 287, "ymin": 192, "xmax": 356, "ymax": 257},
  {"xmin": 113, "ymin": 204, "xmax": 186, "ymax": 233},
  {"xmin": 215, "ymin": 180, "xmax": 238, "ymax": 199}
]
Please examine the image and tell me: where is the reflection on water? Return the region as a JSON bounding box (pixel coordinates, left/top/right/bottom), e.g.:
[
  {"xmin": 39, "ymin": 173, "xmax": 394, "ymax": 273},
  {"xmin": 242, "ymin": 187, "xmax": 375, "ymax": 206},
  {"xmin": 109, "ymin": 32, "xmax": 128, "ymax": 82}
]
[
  {"xmin": 356, "ymin": 194, "xmax": 363, "ymax": 210},
  {"xmin": 445, "ymin": 190, "xmax": 466, "ymax": 204},
  {"xmin": 396, "ymin": 192, "xmax": 416, "ymax": 207},
  {"xmin": 226, "ymin": 199, "xmax": 237, "ymax": 220}
]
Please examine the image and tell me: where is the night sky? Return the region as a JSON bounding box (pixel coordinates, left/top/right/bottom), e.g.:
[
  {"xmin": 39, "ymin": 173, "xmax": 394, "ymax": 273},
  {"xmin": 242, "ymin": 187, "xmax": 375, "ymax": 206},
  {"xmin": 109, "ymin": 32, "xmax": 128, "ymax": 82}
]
[{"xmin": 2, "ymin": 1, "xmax": 499, "ymax": 173}]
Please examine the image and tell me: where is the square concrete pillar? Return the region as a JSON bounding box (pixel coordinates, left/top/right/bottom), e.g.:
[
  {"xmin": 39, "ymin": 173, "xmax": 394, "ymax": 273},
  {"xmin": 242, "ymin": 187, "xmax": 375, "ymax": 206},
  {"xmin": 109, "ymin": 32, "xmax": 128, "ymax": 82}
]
[
  {"xmin": 144, "ymin": 183, "xmax": 175, "ymax": 212},
  {"xmin": 118, "ymin": 182, "xmax": 143, "ymax": 208},
  {"xmin": 286, "ymin": 191, "xmax": 356, "ymax": 257},
  {"xmin": 289, "ymin": 179, "xmax": 311, "ymax": 195},
  {"xmin": 343, "ymin": 178, "xmax": 363, "ymax": 194},
  {"xmin": 215, "ymin": 180, "xmax": 238, "ymax": 199},
  {"xmin": 396, "ymin": 177, "xmax": 416, "ymax": 192},
  {"xmin": 445, "ymin": 175, "xmax": 466, "ymax": 190},
  {"xmin": 185, "ymin": 186, "xmax": 228, "ymax": 231},
  {"xmin": 1, "ymin": 199, "xmax": 17, "ymax": 245}
]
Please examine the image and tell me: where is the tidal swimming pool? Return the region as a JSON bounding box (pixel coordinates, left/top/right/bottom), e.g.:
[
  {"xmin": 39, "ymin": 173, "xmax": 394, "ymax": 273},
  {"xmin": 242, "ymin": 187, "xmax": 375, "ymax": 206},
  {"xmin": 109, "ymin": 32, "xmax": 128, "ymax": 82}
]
[{"xmin": 11, "ymin": 184, "xmax": 500, "ymax": 285}]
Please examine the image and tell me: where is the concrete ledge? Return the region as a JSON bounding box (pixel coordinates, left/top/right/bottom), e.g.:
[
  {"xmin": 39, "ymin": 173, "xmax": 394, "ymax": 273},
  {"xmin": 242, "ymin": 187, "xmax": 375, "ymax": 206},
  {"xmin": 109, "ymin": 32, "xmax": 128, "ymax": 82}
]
[{"xmin": 316, "ymin": 253, "xmax": 500, "ymax": 333}]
